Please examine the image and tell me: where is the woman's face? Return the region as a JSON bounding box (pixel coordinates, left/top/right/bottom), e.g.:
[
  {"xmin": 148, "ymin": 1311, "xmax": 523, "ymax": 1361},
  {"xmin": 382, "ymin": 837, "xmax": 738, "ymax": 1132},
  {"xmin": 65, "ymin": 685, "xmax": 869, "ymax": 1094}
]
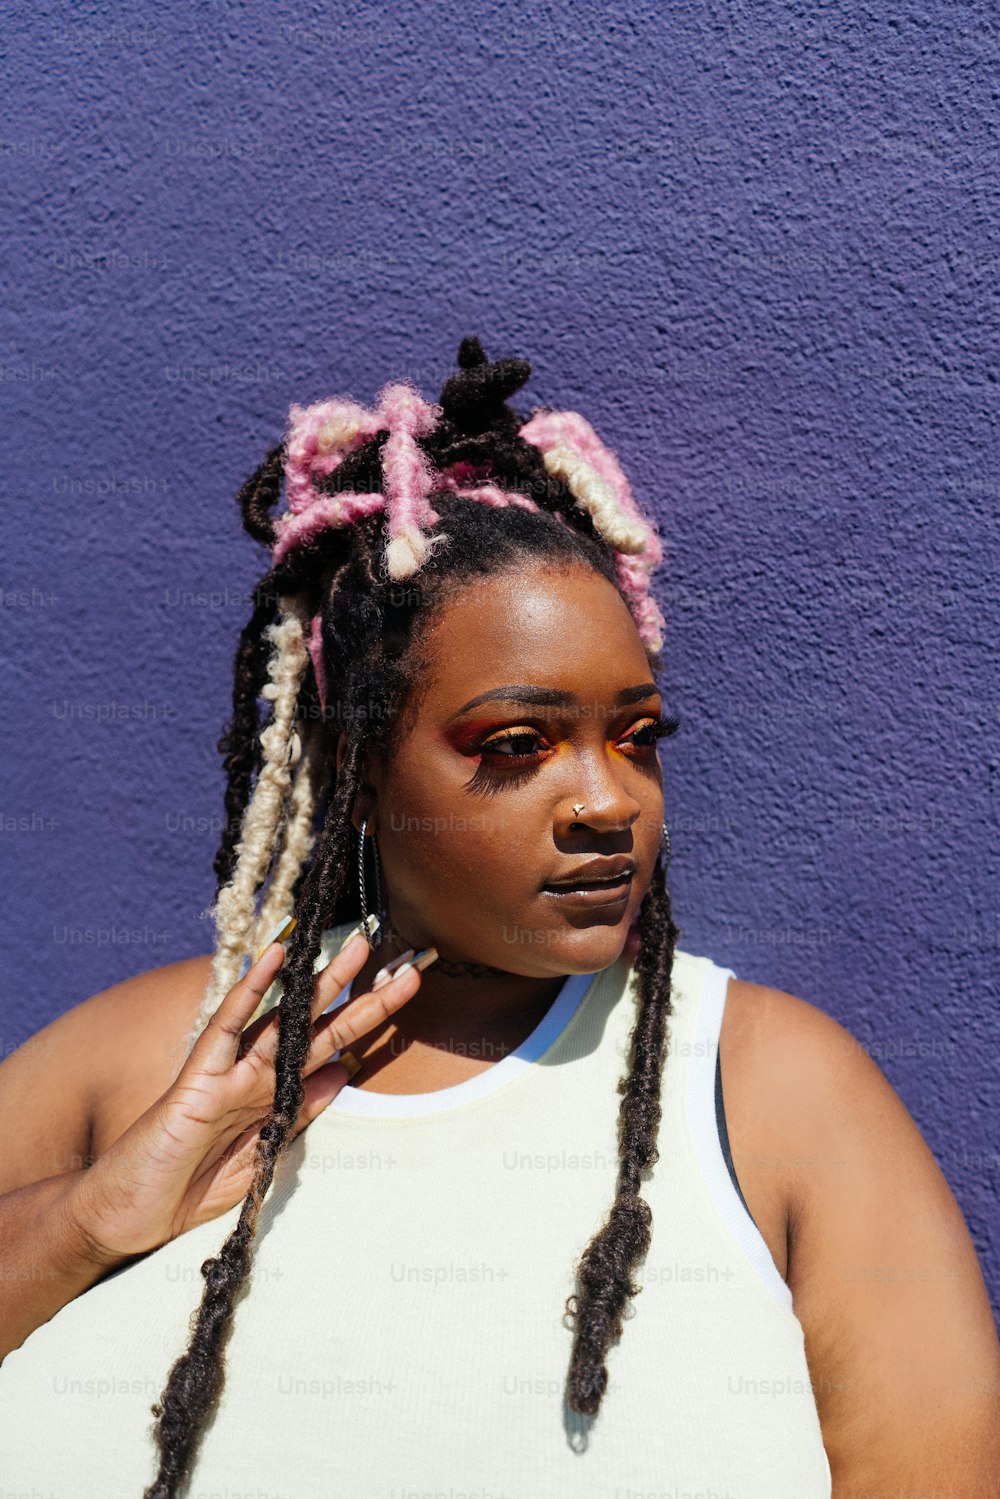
[{"xmin": 354, "ymin": 559, "xmax": 666, "ymax": 978}]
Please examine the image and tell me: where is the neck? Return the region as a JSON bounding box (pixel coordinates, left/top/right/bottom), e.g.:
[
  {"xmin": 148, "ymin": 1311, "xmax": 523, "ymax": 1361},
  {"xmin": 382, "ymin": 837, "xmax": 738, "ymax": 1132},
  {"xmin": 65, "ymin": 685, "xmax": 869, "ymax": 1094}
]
[{"xmin": 351, "ymin": 923, "xmax": 567, "ymax": 1053}]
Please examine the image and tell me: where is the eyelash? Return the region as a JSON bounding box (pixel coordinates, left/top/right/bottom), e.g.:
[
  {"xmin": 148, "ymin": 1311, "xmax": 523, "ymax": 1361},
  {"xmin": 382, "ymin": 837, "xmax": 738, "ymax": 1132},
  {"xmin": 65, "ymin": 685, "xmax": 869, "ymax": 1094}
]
[{"xmin": 466, "ymin": 710, "xmax": 681, "ymax": 793}]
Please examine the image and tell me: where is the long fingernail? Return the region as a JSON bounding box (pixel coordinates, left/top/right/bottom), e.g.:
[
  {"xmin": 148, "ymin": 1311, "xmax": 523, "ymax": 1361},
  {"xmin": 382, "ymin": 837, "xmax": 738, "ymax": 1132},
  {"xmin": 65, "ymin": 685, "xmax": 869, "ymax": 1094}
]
[
  {"xmin": 255, "ymin": 915, "xmax": 297, "ymax": 962},
  {"xmin": 386, "ymin": 947, "xmax": 439, "ymax": 981},
  {"xmin": 337, "ymin": 913, "xmax": 380, "ymax": 952},
  {"xmin": 371, "ymin": 948, "xmax": 415, "ymax": 989}
]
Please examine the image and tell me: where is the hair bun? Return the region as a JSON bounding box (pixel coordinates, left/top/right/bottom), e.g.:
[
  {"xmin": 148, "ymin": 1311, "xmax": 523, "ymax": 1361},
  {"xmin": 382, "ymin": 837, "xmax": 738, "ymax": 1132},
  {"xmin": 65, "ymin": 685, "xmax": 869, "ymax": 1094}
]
[{"xmin": 439, "ymin": 335, "xmax": 532, "ymax": 436}]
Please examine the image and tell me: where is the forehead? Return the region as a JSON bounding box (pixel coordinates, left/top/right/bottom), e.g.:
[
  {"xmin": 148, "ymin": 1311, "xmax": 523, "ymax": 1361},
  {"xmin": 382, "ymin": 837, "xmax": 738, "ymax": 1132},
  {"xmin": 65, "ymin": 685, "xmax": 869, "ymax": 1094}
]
[{"xmin": 416, "ymin": 562, "xmax": 649, "ymax": 708}]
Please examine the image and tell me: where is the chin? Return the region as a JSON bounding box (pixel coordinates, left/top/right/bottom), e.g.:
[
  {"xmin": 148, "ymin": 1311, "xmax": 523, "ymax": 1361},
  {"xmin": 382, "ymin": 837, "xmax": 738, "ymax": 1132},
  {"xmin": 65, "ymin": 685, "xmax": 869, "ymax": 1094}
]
[{"xmin": 494, "ymin": 912, "xmax": 635, "ymax": 977}]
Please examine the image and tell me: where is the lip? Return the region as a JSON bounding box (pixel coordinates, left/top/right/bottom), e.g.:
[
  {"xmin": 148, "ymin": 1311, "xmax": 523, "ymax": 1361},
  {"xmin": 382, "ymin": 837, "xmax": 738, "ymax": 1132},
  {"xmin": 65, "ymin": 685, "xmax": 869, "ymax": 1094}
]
[
  {"xmin": 539, "ymin": 881, "xmax": 632, "ymax": 905},
  {"xmin": 541, "ymin": 876, "xmax": 633, "ymax": 909},
  {"xmin": 542, "ymin": 857, "xmax": 636, "ymax": 891}
]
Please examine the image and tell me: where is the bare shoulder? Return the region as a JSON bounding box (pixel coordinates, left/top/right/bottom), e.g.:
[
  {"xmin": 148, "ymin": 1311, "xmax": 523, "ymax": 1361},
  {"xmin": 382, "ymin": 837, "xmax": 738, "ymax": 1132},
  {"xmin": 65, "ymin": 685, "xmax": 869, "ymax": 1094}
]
[
  {"xmin": 718, "ymin": 971, "xmax": 965, "ymax": 1235},
  {"xmin": 719, "ymin": 974, "xmax": 1000, "ymax": 1489},
  {"xmin": 0, "ymin": 952, "xmax": 215, "ymax": 1198},
  {"xmin": 718, "ymin": 972, "xmax": 863, "ymax": 1194},
  {"xmin": 715, "ymin": 975, "xmax": 856, "ymax": 1283}
]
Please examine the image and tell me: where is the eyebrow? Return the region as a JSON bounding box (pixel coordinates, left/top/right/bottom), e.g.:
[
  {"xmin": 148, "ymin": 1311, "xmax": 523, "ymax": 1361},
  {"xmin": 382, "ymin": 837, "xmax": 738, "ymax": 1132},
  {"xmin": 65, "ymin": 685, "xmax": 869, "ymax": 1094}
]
[{"xmin": 449, "ymin": 682, "xmax": 660, "ymax": 720}]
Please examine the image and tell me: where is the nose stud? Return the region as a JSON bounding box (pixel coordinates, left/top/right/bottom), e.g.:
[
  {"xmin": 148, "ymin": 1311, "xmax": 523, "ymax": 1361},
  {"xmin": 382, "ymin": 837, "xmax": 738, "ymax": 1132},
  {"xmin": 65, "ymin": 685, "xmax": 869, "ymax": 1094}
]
[{"xmin": 572, "ymin": 803, "xmax": 585, "ymax": 816}]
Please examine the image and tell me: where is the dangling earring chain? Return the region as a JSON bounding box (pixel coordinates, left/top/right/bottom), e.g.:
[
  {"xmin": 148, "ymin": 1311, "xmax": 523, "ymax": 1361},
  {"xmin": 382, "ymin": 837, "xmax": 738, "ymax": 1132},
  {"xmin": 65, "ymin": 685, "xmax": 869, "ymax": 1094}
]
[
  {"xmin": 357, "ymin": 818, "xmax": 384, "ymax": 950},
  {"xmin": 372, "ymin": 825, "xmax": 383, "ymax": 926}
]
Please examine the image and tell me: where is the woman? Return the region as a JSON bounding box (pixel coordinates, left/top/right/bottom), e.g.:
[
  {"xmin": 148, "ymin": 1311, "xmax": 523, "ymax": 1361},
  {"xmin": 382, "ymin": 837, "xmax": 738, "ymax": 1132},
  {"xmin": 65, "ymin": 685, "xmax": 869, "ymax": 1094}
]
[{"xmin": 0, "ymin": 337, "xmax": 996, "ymax": 1497}]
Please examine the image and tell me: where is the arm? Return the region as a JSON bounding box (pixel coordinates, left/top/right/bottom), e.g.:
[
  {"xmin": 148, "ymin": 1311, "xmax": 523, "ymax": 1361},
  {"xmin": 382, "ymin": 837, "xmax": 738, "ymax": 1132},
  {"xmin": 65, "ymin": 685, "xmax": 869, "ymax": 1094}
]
[
  {"xmin": 0, "ymin": 1170, "xmax": 136, "ymax": 1361},
  {"xmin": 747, "ymin": 985, "xmax": 1000, "ymax": 1494},
  {"xmin": 0, "ymin": 935, "xmax": 416, "ymax": 1359},
  {"xmin": 0, "ymin": 956, "xmax": 212, "ymax": 1359}
]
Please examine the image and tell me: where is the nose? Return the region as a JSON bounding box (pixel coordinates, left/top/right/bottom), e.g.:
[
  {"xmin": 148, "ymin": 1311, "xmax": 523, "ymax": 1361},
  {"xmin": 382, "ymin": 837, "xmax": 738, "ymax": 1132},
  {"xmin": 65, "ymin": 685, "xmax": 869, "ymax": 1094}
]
[{"xmin": 561, "ymin": 751, "xmax": 644, "ymax": 836}]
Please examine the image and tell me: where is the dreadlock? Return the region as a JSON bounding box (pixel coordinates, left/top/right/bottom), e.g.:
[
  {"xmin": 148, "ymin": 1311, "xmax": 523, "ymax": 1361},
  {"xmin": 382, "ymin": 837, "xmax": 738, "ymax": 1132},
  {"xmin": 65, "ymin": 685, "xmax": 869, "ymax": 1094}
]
[{"xmin": 142, "ymin": 336, "xmax": 679, "ymax": 1496}]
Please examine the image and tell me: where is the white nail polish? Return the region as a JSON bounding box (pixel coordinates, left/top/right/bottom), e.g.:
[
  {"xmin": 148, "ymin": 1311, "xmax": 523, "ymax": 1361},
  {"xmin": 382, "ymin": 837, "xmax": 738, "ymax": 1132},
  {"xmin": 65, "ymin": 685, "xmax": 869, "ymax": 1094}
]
[
  {"xmin": 254, "ymin": 915, "xmax": 296, "ymax": 962},
  {"xmin": 372, "ymin": 948, "xmax": 415, "ymax": 989},
  {"xmin": 336, "ymin": 913, "xmax": 382, "ymax": 953},
  {"xmin": 391, "ymin": 948, "xmax": 438, "ymax": 981}
]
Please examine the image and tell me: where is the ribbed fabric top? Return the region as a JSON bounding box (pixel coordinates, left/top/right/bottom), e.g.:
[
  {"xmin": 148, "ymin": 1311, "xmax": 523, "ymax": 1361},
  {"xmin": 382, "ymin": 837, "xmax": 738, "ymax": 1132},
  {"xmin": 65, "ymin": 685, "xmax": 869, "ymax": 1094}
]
[{"xmin": 0, "ymin": 924, "xmax": 832, "ymax": 1497}]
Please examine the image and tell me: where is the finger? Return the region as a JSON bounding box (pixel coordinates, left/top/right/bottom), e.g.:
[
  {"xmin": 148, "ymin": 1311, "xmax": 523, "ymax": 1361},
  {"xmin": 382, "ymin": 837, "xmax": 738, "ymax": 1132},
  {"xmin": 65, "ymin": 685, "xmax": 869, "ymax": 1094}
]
[
  {"xmin": 192, "ymin": 1046, "xmax": 358, "ymax": 1183},
  {"xmin": 290, "ymin": 1056, "xmax": 359, "ymax": 1134},
  {"xmin": 189, "ymin": 943, "xmax": 288, "ymax": 1074},
  {"xmin": 304, "ymin": 960, "xmax": 425, "ymax": 1069},
  {"xmin": 211, "ymin": 1056, "xmax": 351, "ymax": 1176},
  {"xmin": 217, "ymin": 1057, "xmax": 358, "ymax": 1168},
  {"xmin": 307, "ymin": 930, "xmax": 382, "ymax": 1024},
  {"xmin": 233, "ymin": 929, "xmax": 376, "ymax": 1068}
]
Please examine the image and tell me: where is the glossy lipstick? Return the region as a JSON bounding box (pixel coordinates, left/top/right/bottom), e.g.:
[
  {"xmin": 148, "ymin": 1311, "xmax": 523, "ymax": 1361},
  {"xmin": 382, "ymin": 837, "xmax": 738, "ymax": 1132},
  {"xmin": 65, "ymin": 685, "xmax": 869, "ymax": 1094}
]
[{"xmin": 541, "ymin": 857, "xmax": 636, "ymax": 908}]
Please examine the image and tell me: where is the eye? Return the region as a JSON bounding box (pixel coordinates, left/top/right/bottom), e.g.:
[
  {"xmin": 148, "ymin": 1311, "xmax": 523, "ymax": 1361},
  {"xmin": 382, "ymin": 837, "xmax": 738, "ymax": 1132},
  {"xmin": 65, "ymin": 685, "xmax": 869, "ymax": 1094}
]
[
  {"xmin": 618, "ymin": 710, "xmax": 681, "ymax": 752},
  {"xmin": 462, "ymin": 726, "xmax": 554, "ymax": 796},
  {"xmin": 461, "ymin": 709, "xmax": 681, "ymax": 798},
  {"xmin": 479, "ymin": 728, "xmax": 550, "ymax": 760}
]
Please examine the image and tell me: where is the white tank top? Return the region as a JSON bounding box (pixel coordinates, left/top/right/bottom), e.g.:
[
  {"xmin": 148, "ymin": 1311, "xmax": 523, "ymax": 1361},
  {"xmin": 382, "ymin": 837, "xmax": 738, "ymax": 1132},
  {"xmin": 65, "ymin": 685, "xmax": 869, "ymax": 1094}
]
[{"xmin": 0, "ymin": 924, "xmax": 833, "ymax": 1496}]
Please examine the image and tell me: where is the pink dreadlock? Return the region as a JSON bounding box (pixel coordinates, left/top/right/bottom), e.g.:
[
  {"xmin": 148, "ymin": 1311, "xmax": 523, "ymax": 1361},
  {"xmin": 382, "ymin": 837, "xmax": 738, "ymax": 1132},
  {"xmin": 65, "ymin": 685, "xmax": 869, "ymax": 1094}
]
[{"xmin": 270, "ymin": 362, "xmax": 666, "ymax": 714}]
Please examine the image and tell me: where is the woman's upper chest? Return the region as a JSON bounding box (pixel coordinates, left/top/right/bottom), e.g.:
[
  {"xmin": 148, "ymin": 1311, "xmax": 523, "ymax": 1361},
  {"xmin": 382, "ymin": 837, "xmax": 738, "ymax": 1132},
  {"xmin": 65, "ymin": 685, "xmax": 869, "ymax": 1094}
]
[{"xmin": 90, "ymin": 957, "xmax": 798, "ymax": 1291}]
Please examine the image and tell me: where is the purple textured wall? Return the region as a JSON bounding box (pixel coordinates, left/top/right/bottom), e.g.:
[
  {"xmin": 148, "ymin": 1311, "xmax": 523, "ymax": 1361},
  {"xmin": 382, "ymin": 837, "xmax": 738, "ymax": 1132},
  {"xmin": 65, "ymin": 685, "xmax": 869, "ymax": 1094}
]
[{"xmin": 2, "ymin": 3, "xmax": 998, "ymax": 1311}]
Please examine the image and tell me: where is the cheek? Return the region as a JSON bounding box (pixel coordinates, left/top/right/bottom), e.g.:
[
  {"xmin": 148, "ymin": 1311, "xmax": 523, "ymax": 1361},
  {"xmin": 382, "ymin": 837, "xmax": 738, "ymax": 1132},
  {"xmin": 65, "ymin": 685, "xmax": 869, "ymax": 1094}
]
[
  {"xmin": 383, "ymin": 812, "xmax": 523, "ymax": 894},
  {"xmin": 378, "ymin": 751, "xmax": 515, "ymax": 888},
  {"xmin": 381, "ymin": 783, "xmax": 541, "ymax": 922},
  {"xmin": 382, "ymin": 737, "xmax": 525, "ymax": 852}
]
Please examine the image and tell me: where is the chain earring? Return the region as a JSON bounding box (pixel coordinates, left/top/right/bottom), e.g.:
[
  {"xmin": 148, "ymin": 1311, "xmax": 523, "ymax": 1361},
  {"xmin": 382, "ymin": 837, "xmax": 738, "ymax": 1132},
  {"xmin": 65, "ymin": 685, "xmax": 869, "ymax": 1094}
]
[
  {"xmin": 357, "ymin": 818, "xmax": 384, "ymax": 949},
  {"xmin": 662, "ymin": 820, "xmax": 672, "ymax": 872}
]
